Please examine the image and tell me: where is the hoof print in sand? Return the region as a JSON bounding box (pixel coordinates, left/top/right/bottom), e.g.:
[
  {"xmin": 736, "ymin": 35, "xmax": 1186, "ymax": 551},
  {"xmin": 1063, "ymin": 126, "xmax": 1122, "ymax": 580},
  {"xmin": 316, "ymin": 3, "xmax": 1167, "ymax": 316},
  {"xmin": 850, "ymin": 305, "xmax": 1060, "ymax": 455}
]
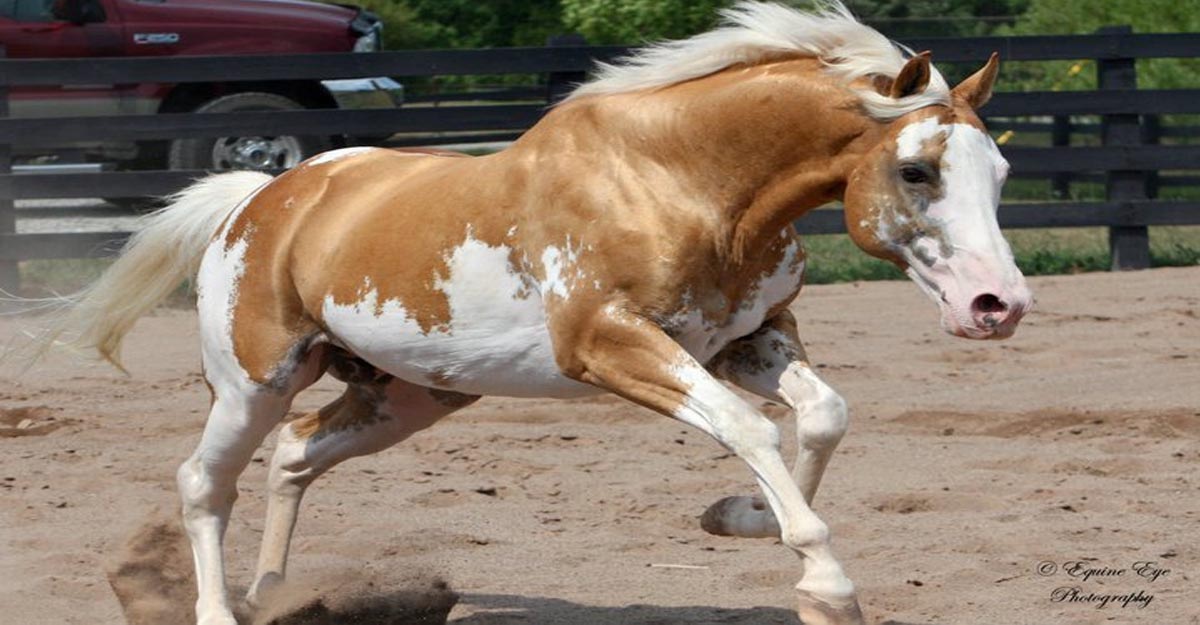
[{"xmin": 0, "ymin": 406, "xmax": 70, "ymax": 438}]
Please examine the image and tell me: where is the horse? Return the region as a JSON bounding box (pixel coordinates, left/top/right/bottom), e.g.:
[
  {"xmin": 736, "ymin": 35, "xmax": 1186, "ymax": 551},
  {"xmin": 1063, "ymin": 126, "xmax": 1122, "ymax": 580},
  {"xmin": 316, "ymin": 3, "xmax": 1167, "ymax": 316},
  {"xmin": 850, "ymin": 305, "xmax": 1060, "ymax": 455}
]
[{"xmin": 51, "ymin": 2, "xmax": 1032, "ymax": 623}]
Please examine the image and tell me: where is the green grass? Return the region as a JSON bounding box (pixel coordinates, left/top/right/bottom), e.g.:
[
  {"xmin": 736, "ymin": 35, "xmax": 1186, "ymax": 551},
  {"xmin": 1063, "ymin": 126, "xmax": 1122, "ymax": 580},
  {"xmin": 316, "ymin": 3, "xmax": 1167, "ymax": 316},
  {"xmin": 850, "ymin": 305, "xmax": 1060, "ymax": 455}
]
[
  {"xmin": 18, "ymin": 258, "xmax": 193, "ymax": 306},
  {"xmin": 19, "ymin": 258, "xmax": 113, "ymax": 296}
]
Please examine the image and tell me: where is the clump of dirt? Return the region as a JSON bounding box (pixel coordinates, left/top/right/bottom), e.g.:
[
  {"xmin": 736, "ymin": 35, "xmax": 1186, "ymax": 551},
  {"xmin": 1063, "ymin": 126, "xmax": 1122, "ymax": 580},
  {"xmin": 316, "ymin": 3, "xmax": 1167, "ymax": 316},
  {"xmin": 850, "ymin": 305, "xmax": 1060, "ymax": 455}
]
[
  {"xmin": 106, "ymin": 511, "xmax": 197, "ymax": 625},
  {"xmin": 108, "ymin": 511, "xmax": 458, "ymax": 625},
  {"xmin": 870, "ymin": 494, "xmax": 933, "ymax": 514}
]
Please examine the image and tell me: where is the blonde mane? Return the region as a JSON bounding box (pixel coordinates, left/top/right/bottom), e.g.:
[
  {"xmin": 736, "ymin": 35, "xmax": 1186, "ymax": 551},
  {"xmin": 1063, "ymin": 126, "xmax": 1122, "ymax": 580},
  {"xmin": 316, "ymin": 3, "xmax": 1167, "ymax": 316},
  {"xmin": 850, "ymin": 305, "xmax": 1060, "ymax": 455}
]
[{"xmin": 563, "ymin": 1, "xmax": 951, "ymax": 120}]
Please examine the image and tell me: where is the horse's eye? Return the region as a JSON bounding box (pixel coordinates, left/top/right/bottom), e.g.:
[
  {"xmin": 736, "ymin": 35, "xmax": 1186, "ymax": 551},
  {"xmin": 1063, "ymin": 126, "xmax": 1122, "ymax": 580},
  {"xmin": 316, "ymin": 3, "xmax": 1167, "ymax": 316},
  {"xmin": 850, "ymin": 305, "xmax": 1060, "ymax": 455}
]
[{"xmin": 900, "ymin": 165, "xmax": 931, "ymax": 185}]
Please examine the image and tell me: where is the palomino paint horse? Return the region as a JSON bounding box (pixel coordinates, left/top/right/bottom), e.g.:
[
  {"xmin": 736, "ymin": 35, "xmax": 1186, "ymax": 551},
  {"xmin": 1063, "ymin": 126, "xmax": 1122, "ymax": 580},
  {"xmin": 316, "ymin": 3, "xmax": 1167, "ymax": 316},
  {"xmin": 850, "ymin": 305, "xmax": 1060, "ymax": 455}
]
[{"xmin": 58, "ymin": 3, "xmax": 1031, "ymax": 623}]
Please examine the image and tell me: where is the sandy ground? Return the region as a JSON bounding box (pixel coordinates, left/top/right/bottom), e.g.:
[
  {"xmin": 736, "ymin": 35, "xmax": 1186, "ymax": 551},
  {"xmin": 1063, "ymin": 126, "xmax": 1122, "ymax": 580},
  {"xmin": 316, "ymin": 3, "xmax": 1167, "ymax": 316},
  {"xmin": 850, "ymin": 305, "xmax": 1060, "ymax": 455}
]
[{"xmin": 1, "ymin": 267, "xmax": 1197, "ymax": 625}]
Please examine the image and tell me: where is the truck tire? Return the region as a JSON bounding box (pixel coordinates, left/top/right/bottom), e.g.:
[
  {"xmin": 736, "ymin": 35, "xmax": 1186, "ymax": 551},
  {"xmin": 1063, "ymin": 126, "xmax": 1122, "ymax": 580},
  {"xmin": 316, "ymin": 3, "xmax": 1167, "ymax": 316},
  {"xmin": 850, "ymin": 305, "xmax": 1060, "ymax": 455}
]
[{"xmin": 167, "ymin": 92, "xmax": 330, "ymax": 171}]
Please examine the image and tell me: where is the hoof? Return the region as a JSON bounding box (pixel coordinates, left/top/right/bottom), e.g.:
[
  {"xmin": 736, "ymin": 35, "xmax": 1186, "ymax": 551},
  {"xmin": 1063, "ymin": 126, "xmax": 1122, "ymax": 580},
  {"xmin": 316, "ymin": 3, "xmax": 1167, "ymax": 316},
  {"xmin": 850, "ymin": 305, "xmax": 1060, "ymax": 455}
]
[
  {"xmin": 796, "ymin": 593, "xmax": 865, "ymax": 625},
  {"xmin": 700, "ymin": 495, "xmax": 778, "ymax": 538}
]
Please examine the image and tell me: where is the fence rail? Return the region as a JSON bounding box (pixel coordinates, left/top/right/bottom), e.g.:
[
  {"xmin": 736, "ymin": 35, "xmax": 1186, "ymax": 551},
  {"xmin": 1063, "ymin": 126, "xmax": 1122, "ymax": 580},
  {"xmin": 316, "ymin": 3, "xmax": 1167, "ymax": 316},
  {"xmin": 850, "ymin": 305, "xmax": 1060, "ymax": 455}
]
[{"xmin": 2, "ymin": 30, "xmax": 1199, "ymax": 291}]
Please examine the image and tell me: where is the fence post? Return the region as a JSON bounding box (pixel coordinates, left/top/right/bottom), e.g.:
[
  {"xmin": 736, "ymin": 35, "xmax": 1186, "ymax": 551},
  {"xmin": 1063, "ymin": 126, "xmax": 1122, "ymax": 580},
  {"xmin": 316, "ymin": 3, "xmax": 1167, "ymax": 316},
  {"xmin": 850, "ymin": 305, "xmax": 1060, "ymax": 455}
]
[
  {"xmin": 1097, "ymin": 25, "xmax": 1150, "ymax": 271},
  {"xmin": 0, "ymin": 46, "xmax": 17, "ymax": 294},
  {"xmin": 1142, "ymin": 114, "xmax": 1161, "ymax": 200},
  {"xmin": 545, "ymin": 34, "xmax": 588, "ymax": 105},
  {"xmin": 1050, "ymin": 115, "xmax": 1071, "ymax": 199}
]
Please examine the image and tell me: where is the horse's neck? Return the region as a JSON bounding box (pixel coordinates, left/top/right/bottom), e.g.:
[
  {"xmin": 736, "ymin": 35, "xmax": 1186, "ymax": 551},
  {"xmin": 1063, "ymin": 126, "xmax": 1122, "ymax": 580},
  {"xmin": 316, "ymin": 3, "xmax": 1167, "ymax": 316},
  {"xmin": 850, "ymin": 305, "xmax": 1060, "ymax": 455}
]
[{"xmin": 541, "ymin": 59, "xmax": 876, "ymax": 266}]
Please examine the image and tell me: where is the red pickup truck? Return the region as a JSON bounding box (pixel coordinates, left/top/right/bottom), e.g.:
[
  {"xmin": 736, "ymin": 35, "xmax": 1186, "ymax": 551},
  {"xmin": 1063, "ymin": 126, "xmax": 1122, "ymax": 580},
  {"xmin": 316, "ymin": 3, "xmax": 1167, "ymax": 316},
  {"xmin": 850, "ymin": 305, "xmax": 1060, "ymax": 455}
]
[{"xmin": 0, "ymin": 0, "xmax": 402, "ymax": 171}]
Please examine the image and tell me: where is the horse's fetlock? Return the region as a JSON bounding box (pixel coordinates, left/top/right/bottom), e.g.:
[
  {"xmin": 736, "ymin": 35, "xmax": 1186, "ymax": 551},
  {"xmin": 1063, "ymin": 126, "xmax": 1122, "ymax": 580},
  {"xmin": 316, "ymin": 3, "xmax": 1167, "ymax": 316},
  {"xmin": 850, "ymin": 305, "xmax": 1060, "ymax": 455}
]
[
  {"xmin": 780, "ymin": 521, "xmax": 830, "ymax": 551},
  {"xmin": 795, "ymin": 561, "xmax": 856, "ymax": 600}
]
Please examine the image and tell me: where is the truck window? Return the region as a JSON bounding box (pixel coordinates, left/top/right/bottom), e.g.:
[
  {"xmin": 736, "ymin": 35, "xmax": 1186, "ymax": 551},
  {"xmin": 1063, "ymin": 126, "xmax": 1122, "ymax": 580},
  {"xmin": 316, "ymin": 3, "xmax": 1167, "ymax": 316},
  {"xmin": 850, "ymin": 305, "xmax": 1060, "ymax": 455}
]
[{"xmin": 0, "ymin": 0, "xmax": 56, "ymax": 22}]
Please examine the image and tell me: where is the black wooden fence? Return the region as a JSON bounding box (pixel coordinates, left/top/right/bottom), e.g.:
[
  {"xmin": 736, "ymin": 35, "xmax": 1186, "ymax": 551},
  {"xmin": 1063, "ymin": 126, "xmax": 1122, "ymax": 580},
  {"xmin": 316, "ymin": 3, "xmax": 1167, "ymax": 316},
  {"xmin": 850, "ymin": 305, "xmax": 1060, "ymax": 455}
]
[{"xmin": 2, "ymin": 30, "xmax": 1199, "ymax": 292}]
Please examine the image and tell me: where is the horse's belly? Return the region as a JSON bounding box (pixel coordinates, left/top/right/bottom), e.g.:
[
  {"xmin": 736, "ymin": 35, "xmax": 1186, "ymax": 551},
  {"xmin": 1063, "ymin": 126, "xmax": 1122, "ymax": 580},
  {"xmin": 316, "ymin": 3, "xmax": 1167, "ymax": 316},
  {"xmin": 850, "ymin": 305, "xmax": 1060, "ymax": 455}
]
[
  {"xmin": 320, "ymin": 237, "xmax": 598, "ymax": 399},
  {"xmin": 328, "ymin": 316, "xmax": 594, "ymax": 398}
]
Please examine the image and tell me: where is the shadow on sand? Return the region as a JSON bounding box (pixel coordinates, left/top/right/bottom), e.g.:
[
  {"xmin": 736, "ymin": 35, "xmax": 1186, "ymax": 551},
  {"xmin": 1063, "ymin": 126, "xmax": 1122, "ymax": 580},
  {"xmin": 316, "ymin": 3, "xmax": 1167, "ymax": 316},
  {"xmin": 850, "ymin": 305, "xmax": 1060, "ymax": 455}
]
[
  {"xmin": 451, "ymin": 595, "xmax": 939, "ymax": 625},
  {"xmin": 451, "ymin": 593, "xmax": 801, "ymax": 624}
]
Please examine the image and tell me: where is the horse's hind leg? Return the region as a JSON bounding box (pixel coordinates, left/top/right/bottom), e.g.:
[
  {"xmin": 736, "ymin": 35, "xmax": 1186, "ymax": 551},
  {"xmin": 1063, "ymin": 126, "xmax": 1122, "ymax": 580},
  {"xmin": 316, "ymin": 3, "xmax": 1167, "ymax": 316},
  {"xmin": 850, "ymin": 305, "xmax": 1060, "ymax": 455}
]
[
  {"xmin": 181, "ymin": 391, "xmax": 286, "ymax": 625},
  {"xmin": 184, "ymin": 265, "xmax": 327, "ymax": 625},
  {"xmin": 247, "ymin": 355, "xmax": 479, "ymax": 604},
  {"xmin": 181, "ymin": 336, "xmax": 326, "ymax": 625}
]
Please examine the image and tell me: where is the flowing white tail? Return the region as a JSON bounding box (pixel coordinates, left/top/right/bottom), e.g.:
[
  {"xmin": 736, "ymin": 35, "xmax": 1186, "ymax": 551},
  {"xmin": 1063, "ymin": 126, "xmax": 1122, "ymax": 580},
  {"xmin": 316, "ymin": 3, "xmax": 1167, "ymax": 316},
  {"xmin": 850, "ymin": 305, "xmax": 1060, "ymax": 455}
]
[{"xmin": 47, "ymin": 171, "xmax": 272, "ymax": 369}]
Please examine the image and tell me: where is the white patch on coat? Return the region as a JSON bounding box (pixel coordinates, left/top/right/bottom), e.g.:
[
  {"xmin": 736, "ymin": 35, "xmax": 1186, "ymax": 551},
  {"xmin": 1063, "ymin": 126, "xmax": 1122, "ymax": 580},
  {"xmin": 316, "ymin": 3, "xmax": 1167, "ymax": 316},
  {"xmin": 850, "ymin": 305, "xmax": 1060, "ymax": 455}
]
[
  {"xmin": 540, "ymin": 237, "xmax": 586, "ymax": 301},
  {"xmin": 195, "ymin": 187, "xmax": 262, "ymax": 388},
  {"xmin": 540, "ymin": 246, "xmax": 571, "ymax": 300},
  {"xmin": 670, "ymin": 237, "xmax": 805, "ymax": 364},
  {"xmin": 668, "ymin": 356, "xmax": 777, "ymax": 451},
  {"xmin": 303, "ymin": 146, "xmax": 378, "ymax": 167},
  {"xmin": 322, "ymin": 234, "xmax": 598, "ymax": 398}
]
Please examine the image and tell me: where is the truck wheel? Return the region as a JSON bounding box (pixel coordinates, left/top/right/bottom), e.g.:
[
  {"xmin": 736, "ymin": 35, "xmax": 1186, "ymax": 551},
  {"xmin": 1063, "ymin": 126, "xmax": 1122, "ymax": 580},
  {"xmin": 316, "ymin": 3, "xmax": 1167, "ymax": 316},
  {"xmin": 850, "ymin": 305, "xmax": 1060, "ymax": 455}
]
[{"xmin": 167, "ymin": 92, "xmax": 329, "ymax": 171}]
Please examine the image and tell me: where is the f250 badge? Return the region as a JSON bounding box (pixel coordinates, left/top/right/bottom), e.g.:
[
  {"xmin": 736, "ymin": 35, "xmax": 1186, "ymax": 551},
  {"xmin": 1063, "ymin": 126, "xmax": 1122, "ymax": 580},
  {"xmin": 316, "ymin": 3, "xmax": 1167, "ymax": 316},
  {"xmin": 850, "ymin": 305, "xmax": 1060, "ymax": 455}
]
[{"xmin": 133, "ymin": 33, "xmax": 181, "ymax": 45}]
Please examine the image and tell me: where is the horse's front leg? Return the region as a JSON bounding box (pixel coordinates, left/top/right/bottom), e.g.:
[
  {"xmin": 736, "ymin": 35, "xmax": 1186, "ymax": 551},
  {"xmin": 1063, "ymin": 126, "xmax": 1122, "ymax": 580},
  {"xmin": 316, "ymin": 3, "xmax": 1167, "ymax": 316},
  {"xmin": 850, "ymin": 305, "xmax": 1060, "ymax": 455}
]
[
  {"xmin": 701, "ymin": 310, "xmax": 848, "ymax": 539},
  {"xmin": 562, "ymin": 306, "xmax": 863, "ymax": 625}
]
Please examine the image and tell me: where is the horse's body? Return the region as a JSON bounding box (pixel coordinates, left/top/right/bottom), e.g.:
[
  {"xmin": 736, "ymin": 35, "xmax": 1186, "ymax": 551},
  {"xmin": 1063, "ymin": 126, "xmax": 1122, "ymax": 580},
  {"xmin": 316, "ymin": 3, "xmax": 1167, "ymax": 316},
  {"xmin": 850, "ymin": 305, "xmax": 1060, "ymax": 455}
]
[
  {"xmin": 58, "ymin": 4, "xmax": 1032, "ymax": 624},
  {"xmin": 214, "ymin": 139, "xmax": 805, "ymax": 400}
]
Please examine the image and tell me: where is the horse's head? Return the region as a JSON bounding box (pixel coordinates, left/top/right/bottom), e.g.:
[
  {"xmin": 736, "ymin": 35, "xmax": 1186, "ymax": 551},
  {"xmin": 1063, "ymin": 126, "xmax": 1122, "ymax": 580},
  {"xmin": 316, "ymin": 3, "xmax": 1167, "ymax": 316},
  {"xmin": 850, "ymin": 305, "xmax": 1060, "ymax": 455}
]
[{"xmin": 844, "ymin": 53, "xmax": 1032, "ymax": 340}]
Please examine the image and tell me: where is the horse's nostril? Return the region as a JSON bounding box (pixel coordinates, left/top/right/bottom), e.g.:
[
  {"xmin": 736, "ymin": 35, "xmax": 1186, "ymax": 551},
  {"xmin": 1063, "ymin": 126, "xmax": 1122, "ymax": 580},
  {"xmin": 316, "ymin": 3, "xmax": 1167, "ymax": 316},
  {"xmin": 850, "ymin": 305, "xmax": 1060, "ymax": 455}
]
[{"xmin": 971, "ymin": 293, "xmax": 1007, "ymax": 315}]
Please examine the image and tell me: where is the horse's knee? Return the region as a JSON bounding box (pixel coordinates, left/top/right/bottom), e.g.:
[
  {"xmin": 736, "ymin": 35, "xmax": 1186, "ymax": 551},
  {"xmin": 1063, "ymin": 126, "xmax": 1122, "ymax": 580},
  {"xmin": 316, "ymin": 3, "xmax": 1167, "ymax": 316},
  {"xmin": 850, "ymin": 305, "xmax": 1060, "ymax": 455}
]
[
  {"xmin": 797, "ymin": 384, "xmax": 848, "ymax": 449},
  {"xmin": 779, "ymin": 518, "xmax": 830, "ymax": 552}
]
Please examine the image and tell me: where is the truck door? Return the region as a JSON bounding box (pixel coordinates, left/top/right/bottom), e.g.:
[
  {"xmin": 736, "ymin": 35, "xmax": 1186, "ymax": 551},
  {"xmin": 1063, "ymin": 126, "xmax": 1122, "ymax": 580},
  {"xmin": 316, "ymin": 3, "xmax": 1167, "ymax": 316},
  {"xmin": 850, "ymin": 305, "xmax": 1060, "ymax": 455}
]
[{"xmin": 0, "ymin": 0, "xmax": 124, "ymax": 118}]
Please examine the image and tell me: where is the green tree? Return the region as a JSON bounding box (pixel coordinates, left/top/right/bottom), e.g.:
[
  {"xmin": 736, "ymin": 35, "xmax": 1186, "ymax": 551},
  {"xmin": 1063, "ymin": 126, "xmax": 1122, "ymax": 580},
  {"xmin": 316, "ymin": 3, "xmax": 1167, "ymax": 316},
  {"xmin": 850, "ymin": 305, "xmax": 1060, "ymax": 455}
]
[
  {"xmin": 998, "ymin": 0, "xmax": 1200, "ymax": 90},
  {"xmin": 561, "ymin": 0, "xmax": 1032, "ymax": 44},
  {"xmin": 330, "ymin": 0, "xmax": 441, "ymax": 50},
  {"xmin": 842, "ymin": 0, "xmax": 1030, "ymax": 38},
  {"xmin": 324, "ymin": 0, "xmax": 563, "ymax": 49},
  {"xmin": 397, "ymin": 0, "xmax": 563, "ymax": 48},
  {"xmin": 560, "ymin": 0, "xmax": 728, "ymax": 44}
]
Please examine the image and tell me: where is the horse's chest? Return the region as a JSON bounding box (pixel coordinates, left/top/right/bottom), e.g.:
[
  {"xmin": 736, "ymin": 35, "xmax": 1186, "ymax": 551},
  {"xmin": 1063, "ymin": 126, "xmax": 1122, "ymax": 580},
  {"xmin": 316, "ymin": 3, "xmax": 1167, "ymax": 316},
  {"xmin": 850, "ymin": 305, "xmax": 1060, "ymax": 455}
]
[{"xmin": 666, "ymin": 244, "xmax": 805, "ymax": 364}]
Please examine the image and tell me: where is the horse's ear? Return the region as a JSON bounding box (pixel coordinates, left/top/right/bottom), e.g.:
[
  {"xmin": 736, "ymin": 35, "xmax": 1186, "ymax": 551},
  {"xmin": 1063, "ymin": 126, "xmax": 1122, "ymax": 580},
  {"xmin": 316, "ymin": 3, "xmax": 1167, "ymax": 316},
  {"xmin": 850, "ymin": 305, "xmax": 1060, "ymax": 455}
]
[
  {"xmin": 889, "ymin": 51, "xmax": 931, "ymax": 99},
  {"xmin": 952, "ymin": 52, "xmax": 1000, "ymax": 110}
]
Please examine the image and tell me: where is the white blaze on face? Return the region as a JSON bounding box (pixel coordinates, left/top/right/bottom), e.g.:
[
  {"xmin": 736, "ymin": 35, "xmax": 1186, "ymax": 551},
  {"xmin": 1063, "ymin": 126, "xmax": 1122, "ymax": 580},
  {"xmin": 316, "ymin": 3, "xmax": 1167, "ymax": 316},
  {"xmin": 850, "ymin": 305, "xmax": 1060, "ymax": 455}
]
[
  {"xmin": 892, "ymin": 118, "xmax": 1031, "ymax": 338},
  {"xmin": 901, "ymin": 122, "xmax": 1009, "ymax": 252}
]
